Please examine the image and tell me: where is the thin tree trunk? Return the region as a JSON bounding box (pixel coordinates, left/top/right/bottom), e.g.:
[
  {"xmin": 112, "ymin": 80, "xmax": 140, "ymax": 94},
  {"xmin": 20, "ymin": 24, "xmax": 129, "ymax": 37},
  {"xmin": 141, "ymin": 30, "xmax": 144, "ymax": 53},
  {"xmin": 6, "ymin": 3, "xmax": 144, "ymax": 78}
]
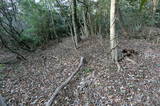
[
  {"xmin": 48, "ymin": 0, "xmax": 58, "ymax": 39},
  {"xmin": 44, "ymin": 0, "xmax": 58, "ymax": 40},
  {"xmin": 110, "ymin": 0, "xmax": 118, "ymax": 62},
  {"xmin": 116, "ymin": 5, "xmax": 129, "ymax": 37},
  {"xmin": 82, "ymin": 0, "xmax": 89, "ymax": 37},
  {"xmin": 72, "ymin": 0, "xmax": 78, "ymax": 47},
  {"xmin": 82, "ymin": 10, "xmax": 89, "ymax": 37},
  {"xmin": 88, "ymin": 13, "xmax": 94, "ymax": 36},
  {"xmin": 148, "ymin": 0, "xmax": 159, "ymax": 39},
  {"xmin": 72, "ymin": 0, "xmax": 81, "ymax": 48},
  {"xmin": 69, "ymin": 23, "xmax": 77, "ymax": 49}
]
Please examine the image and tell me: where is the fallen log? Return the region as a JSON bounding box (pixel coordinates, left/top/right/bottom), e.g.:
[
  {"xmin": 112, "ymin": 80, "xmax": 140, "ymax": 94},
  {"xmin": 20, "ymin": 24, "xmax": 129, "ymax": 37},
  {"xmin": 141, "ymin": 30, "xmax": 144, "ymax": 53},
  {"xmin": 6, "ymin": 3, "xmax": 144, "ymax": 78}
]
[
  {"xmin": 45, "ymin": 57, "xmax": 84, "ymax": 106},
  {"xmin": 0, "ymin": 54, "xmax": 18, "ymax": 64}
]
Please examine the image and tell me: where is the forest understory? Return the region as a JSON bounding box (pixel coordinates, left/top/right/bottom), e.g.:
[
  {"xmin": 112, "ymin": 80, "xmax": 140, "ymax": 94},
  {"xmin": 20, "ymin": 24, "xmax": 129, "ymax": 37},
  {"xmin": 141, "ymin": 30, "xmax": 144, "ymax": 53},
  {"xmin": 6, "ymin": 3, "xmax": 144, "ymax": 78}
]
[{"xmin": 1, "ymin": 31, "xmax": 160, "ymax": 106}]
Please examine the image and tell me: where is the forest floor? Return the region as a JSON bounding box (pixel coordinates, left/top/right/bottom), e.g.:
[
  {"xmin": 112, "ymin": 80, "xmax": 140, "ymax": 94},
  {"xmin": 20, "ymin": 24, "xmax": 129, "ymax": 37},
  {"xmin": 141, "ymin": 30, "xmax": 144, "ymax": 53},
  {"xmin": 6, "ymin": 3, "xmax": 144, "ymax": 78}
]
[{"xmin": 1, "ymin": 34, "xmax": 160, "ymax": 105}]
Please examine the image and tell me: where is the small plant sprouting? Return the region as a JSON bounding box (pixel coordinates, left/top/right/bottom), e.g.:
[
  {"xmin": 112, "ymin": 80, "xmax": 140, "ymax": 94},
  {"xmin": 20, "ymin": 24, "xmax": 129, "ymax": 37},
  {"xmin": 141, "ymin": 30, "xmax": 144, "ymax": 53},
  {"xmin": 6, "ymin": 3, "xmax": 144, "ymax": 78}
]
[
  {"xmin": 0, "ymin": 64, "xmax": 5, "ymax": 70},
  {"xmin": 82, "ymin": 68, "xmax": 93, "ymax": 74}
]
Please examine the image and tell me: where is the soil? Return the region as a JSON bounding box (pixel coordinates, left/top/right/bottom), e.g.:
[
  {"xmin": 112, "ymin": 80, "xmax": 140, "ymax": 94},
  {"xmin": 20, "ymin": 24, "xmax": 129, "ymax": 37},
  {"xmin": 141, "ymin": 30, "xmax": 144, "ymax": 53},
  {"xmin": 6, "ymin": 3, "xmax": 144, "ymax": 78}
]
[{"xmin": 0, "ymin": 35, "xmax": 160, "ymax": 106}]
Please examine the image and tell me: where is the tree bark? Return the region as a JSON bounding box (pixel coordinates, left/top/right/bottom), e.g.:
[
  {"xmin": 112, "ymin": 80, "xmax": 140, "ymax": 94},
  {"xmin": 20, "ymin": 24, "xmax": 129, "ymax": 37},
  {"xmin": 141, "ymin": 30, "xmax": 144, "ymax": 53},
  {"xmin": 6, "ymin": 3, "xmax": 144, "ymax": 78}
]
[
  {"xmin": 82, "ymin": 8, "xmax": 89, "ymax": 37},
  {"xmin": 110, "ymin": 0, "xmax": 118, "ymax": 62},
  {"xmin": 72, "ymin": 0, "xmax": 80, "ymax": 47}
]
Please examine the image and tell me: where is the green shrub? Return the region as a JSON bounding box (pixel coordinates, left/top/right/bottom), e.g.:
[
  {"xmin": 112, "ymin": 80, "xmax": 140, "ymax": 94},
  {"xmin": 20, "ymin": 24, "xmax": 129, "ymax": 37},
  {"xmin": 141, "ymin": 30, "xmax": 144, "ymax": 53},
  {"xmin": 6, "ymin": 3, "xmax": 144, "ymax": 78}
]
[
  {"xmin": 20, "ymin": 33, "xmax": 42, "ymax": 49},
  {"xmin": 82, "ymin": 68, "xmax": 93, "ymax": 74}
]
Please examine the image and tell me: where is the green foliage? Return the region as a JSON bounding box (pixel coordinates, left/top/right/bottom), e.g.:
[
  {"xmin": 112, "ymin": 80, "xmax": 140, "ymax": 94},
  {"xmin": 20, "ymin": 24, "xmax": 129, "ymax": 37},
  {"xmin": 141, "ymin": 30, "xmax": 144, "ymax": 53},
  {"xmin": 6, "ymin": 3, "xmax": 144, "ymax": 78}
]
[
  {"xmin": 140, "ymin": 0, "xmax": 148, "ymax": 10},
  {"xmin": 82, "ymin": 68, "xmax": 93, "ymax": 74},
  {"xmin": 117, "ymin": 0, "xmax": 159, "ymax": 36},
  {"xmin": 0, "ymin": 64, "xmax": 5, "ymax": 70},
  {"xmin": 1, "ymin": 0, "xmax": 160, "ymax": 51},
  {"xmin": 20, "ymin": 34, "xmax": 41, "ymax": 49},
  {"xmin": 0, "ymin": 64, "xmax": 6, "ymax": 81},
  {"xmin": 17, "ymin": 0, "xmax": 70, "ymax": 48}
]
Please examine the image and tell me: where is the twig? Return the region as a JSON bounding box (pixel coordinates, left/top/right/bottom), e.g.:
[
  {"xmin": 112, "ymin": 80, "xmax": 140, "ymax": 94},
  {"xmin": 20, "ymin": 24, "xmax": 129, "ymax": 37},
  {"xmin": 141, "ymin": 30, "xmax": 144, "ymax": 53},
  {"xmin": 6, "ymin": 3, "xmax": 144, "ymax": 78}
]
[{"xmin": 45, "ymin": 57, "xmax": 84, "ymax": 106}]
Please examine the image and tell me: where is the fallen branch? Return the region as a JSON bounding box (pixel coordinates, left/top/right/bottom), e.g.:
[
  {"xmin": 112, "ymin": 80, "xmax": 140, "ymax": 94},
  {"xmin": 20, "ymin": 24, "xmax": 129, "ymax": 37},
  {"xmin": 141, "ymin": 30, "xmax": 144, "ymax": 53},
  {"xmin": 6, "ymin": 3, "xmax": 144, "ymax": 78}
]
[
  {"xmin": 125, "ymin": 57, "xmax": 137, "ymax": 65},
  {"xmin": 45, "ymin": 57, "xmax": 84, "ymax": 106}
]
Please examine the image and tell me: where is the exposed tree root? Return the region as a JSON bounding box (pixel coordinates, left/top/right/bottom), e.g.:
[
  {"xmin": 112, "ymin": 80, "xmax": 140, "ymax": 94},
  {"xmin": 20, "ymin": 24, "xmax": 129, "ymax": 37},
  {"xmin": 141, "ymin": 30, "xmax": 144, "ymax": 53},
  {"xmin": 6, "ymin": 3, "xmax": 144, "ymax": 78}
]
[
  {"xmin": 125, "ymin": 57, "xmax": 137, "ymax": 65},
  {"xmin": 116, "ymin": 61, "xmax": 123, "ymax": 72}
]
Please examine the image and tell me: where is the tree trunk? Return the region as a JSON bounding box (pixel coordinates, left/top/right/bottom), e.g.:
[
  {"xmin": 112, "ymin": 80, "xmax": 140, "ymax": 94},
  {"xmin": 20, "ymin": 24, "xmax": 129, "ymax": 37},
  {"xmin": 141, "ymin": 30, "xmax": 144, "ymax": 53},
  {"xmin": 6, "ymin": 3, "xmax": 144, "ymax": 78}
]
[
  {"xmin": 110, "ymin": 0, "xmax": 118, "ymax": 62},
  {"xmin": 152, "ymin": 0, "xmax": 159, "ymax": 12},
  {"xmin": 82, "ymin": 9, "xmax": 89, "ymax": 37},
  {"xmin": 88, "ymin": 12, "xmax": 94, "ymax": 36},
  {"xmin": 116, "ymin": 4, "xmax": 129, "ymax": 37},
  {"xmin": 148, "ymin": 0, "xmax": 159, "ymax": 39},
  {"xmin": 46, "ymin": 0, "xmax": 58, "ymax": 40},
  {"xmin": 72, "ymin": 0, "xmax": 80, "ymax": 47}
]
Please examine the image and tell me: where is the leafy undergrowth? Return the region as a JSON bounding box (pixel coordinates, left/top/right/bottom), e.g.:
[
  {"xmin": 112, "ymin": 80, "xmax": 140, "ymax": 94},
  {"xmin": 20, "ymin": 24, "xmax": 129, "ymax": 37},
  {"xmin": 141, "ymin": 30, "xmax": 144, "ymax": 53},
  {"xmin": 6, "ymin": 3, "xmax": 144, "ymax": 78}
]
[{"xmin": 1, "ymin": 36, "xmax": 160, "ymax": 106}]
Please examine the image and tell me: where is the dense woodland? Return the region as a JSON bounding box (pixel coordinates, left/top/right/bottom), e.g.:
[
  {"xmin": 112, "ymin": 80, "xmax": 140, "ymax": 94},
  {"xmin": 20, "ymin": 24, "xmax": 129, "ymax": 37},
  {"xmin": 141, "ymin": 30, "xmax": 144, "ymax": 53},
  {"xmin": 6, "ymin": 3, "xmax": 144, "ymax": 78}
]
[{"xmin": 1, "ymin": 0, "xmax": 160, "ymax": 105}]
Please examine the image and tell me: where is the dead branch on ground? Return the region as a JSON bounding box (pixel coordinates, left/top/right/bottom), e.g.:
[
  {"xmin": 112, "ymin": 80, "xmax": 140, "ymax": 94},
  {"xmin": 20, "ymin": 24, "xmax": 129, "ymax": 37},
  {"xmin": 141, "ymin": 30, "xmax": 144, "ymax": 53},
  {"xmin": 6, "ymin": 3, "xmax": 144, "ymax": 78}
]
[{"xmin": 45, "ymin": 57, "xmax": 84, "ymax": 106}]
